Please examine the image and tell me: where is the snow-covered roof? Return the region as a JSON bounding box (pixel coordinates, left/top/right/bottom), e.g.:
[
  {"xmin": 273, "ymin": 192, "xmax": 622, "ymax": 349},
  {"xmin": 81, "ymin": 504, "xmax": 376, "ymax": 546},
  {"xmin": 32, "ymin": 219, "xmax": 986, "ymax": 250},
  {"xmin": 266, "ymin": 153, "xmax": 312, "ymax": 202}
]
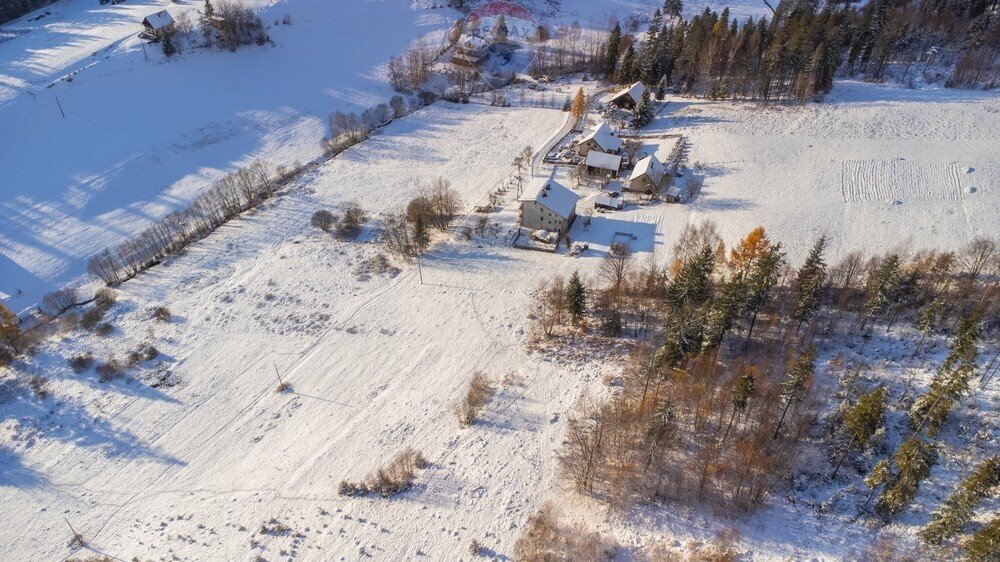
[
  {"xmin": 629, "ymin": 154, "xmax": 664, "ymax": 184},
  {"xmin": 585, "ymin": 150, "xmax": 622, "ymax": 172},
  {"xmin": 143, "ymin": 10, "xmax": 175, "ymax": 31},
  {"xmin": 579, "ymin": 121, "xmax": 622, "ymax": 153},
  {"xmin": 519, "ymin": 177, "xmax": 579, "ymax": 220},
  {"xmin": 610, "ymin": 81, "xmax": 645, "ymax": 104}
]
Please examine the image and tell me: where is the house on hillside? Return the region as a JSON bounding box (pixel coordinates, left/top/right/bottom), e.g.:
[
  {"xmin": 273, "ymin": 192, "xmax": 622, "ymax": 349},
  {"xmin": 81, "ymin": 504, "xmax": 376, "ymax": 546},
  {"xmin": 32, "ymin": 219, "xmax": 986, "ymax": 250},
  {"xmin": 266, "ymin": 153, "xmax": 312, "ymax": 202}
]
[
  {"xmin": 609, "ymin": 81, "xmax": 645, "ymax": 109},
  {"xmin": 585, "ymin": 150, "xmax": 622, "ymax": 176},
  {"xmin": 451, "ymin": 36, "xmax": 485, "ymax": 68},
  {"xmin": 627, "ymin": 154, "xmax": 665, "ymax": 195},
  {"xmin": 576, "ymin": 121, "xmax": 622, "ymax": 156},
  {"xmin": 519, "ymin": 177, "xmax": 580, "ymax": 237},
  {"xmin": 142, "ymin": 10, "xmax": 175, "ymax": 38}
]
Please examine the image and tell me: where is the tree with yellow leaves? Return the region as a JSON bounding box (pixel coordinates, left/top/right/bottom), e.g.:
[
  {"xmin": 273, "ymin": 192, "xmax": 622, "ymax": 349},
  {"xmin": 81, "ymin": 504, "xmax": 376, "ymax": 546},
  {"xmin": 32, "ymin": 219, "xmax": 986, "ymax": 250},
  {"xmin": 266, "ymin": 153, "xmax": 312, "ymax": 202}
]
[
  {"xmin": 0, "ymin": 303, "xmax": 20, "ymax": 366},
  {"xmin": 571, "ymin": 87, "xmax": 585, "ymax": 121},
  {"xmin": 729, "ymin": 226, "xmax": 770, "ymax": 277}
]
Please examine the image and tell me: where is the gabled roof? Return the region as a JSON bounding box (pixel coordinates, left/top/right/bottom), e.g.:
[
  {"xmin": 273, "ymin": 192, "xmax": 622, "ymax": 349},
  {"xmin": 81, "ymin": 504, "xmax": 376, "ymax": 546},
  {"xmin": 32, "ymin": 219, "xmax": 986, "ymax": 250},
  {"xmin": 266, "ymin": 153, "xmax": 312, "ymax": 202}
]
[
  {"xmin": 579, "ymin": 121, "xmax": 622, "ymax": 153},
  {"xmin": 519, "ymin": 177, "xmax": 579, "ymax": 220},
  {"xmin": 143, "ymin": 10, "xmax": 174, "ymax": 30},
  {"xmin": 610, "ymin": 81, "xmax": 645, "ymax": 104},
  {"xmin": 629, "ymin": 154, "xmax": 664, "ymax": 184},
  {"xmin": 585, "ymin": 150, "xmax": 622, "ymax": 172}
]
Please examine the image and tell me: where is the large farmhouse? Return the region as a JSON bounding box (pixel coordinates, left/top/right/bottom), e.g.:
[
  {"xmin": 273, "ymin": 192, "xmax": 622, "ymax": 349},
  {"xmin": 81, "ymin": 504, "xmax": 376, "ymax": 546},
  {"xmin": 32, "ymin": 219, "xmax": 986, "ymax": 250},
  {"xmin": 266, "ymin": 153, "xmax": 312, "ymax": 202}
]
[
  {"xmin": 576, "ymin": 121, "xmax": 622, "ymax": 156},
  {"xmin": 627, "ymin": 154, "xmax": 665, "ymax": 194},
  {"xmin": 609, "ymin": 81, "xmax": 645, "ymax": 109},
  {"xmin": 518, "ymin": 177, "xmax": 580, "ymax": 236}
]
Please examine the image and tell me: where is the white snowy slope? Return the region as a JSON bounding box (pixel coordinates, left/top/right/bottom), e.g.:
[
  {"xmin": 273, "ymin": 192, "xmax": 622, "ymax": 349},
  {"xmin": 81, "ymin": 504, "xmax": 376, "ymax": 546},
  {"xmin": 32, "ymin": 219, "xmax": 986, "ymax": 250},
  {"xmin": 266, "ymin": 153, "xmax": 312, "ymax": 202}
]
[{"xmin": 0, "ymin": 0, "xmax": 455, "ymax": 311}]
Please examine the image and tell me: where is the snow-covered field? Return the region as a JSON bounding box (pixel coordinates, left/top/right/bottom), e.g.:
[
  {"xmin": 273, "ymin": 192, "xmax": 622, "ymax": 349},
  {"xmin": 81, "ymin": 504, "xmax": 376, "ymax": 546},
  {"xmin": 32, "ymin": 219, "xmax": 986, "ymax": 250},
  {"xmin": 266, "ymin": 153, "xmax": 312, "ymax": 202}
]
[
  {"xmin": 1, "ymin": 76, "xmax": 997, "ymax": 559},
  {"xmin": 0, "ymin": 0, "xmax": 456, "ymax": 310}
]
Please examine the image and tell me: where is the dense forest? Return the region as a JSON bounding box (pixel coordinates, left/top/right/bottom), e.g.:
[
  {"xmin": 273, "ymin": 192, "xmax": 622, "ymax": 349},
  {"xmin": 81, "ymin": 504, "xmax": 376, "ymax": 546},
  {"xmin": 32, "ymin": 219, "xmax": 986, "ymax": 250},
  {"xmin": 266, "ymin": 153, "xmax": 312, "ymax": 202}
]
[
  {"xmin": 0, "ymin": 0, "xmax": 56, "ymax": 26},
  {"xmin": 530, "ymin": 0, "xmax": 1000, "ymax": 102}
]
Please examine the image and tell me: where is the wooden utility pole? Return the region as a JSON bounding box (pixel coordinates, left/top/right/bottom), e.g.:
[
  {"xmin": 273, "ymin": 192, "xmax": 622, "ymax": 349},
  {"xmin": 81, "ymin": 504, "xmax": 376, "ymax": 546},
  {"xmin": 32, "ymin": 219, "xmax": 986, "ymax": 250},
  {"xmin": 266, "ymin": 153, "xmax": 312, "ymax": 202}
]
[
  {"xmin": 140, "ymin": 38, "xmax": 149, "ymax": 62},
  {"xmin": 64, "ymin": 517, "xmax": 83, "ymax": 547},
  {"xmin": 416, "ymin": 253, "xmax": 424, "ymax": 284},
  {"xmin": 55, "ymin": 97, "xmax": 65, "ymax": 118}
]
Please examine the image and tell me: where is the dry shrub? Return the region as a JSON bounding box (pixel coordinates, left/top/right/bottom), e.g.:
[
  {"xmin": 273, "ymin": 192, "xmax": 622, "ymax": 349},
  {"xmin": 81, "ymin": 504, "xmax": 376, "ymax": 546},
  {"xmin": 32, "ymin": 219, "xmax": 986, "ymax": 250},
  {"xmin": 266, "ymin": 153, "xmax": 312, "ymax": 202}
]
[
  {"xmin": 337, "ymin": 202, "xmax": 366, "ymax": 239},
  {"xmin": 513, "ymin": 503, "xmax": 617, "ymax": 562},
  {"xmin": 80, "ymin": 308, "xmax": 105, "ymax": 331},
  {"xmin": 152, "ymin": 306, "xmax": 172, "ymax": 322},
  {"xmin": 855, "ymin": 535, "xmax": 923, "ymax": 562},
  {"xmin": 311, "ymin": 209, "xmax": 335, "ymax": 232},
  {"xmin": 455, "ymin": 371, "xmax": 494, "ymax": 426},
  {"xmin": 126, "ymin": 344, "xmax": 158, "ymax": 367},
  {"xmin": 58, "ymin": 312, "xmax": 80, "ymax": 334},
  {"xmin": 275, "ymin": 381, "xmax": 292, "ymax": 393},
  {"xmin": 27, "ymin": 376, "xmax": 49, "ymax": 399},
  {"xmin": 93, "ymin": 288, "xmax": 116, "ymax": 311},
  {"xmin": 96, "ymin": 358, "xmax": 124, "ymax": 382},
  {"xmin": 68, "ymin": 353, "xmax": 94, "ymax": 373},
  {"xmin": 94, "ymin": 323, "xmax": 114, "ymax": 337},
  {"xmin": 338, "ymin": 447, "xmax": 427, "ymax": 498}
]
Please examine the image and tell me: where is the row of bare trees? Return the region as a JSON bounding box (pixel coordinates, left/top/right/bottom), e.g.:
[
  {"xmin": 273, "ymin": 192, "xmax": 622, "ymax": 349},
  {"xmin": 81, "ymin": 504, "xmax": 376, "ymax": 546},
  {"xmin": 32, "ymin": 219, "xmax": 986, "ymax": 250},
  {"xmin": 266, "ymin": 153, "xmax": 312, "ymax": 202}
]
[
  {"xmin": 87, "ymin": 161, "xmax": 277, "ymax": 286},
  {"xmin": 381, "ymin": 178, "xmax": 462, "ymax": 258}
]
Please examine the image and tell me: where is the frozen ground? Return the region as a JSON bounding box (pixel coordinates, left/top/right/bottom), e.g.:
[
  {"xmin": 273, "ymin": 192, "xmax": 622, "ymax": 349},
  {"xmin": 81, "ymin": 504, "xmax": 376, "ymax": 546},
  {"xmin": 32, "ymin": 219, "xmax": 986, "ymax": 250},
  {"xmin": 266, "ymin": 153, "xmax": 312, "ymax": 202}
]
[{"xmin": 1, "ymin": 77, "xmax": 997, "ymax": 560}]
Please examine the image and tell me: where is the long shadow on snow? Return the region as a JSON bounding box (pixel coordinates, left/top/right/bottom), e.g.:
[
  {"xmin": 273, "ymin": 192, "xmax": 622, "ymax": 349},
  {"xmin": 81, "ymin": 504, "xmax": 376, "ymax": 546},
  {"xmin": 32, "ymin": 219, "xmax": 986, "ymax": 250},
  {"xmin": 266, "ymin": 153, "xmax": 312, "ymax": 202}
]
[{"xmin": 0, "ymin": 446, "xmax": 43, "ymax": 489}]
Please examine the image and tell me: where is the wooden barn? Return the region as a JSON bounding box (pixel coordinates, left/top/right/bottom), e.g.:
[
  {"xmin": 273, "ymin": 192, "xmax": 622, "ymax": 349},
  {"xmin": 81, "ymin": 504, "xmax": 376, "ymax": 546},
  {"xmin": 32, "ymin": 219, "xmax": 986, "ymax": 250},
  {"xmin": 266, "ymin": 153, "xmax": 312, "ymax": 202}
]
[
  {"xmin": 609, "ymin": 81, "xmax": 645, "ymax": 109},
  {"xmin": 142, "ymin": 10, "xmax": 176, "ymax": 38}
]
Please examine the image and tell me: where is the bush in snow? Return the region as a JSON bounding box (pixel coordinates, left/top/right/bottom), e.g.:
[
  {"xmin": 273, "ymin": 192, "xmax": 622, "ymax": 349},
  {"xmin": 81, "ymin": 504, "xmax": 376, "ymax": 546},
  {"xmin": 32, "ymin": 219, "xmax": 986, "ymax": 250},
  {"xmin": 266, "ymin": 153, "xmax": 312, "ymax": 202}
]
[
  {"xmin": 94, "ymin": 323, "xmax": 114, "ymax": 337},
  {"xmin": 311, "ymin": 210, "xmax": 335, "ymax": 232},
  {"xmin": 93, "ymin": 288, "xmax": 117, "ymax": 311},
  {"xmin": 338, "ymin": 447, "xmax": 426, "ymax": 498},
  {"xmin": 80, "ymin": 308, "xmax": 106, "ymax": 331},
  {"xmin": 454, "ymin": 371, "xmax": 493, "ymax": 426},
  {"xmin": 96, "ymin": 358, "xmax": 125, "ymax": 382},
  {"xmin": 152, "ymin": 306, "xmax": 172, "ymax": 322},
  {"xmin": 513, "ymin": 503, "xmax": 616, "ymax": 562},
  {"xmin": 68, "ymin": 353, "xmax": 95, "ymax": 373},
  {"xmin": 336, "ymin": 202, "xmax": 366, "ymax": 239},
  {"xmin": 389, "ymin": 95, "xmax": 408, "ymax": 119}
]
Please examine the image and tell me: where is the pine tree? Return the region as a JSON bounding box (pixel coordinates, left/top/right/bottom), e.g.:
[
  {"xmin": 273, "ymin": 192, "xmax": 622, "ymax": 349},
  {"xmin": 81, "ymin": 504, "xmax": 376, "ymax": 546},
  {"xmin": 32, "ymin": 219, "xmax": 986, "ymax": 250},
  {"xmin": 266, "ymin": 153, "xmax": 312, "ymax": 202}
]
[
  {"xmin": 832, "ymin": 386, "xmax": 887, "ymax": 478},
  {"xmin": 773, "ymin": 346, "xmax": 815, "ymax": 439},
  {"xmin": 910, "ymin": 313, "xmax": 981, "ymax": 435},
  {"xmin": 663, "ymin": 0, "xmax": 683, "ymax": 18},
  {"xmin": 494, "ymin": 14, "xmax": 509, "ymax": 44},
  {"xmin": 566, "ymin": 271, "xmax": 587, "ymax": 323},
  {"xmin": 874, "ymin": 435, "xmax": 938, "ymax": 517},
  {"xmin": 571, "ymin": 87, "xmax": 586, "ymax": 121},
  {"xmin": 722, "ymin": 365, "xmax": 756, "ymax": 443},
  {"xmin": 617, "ymin": 44, "xmax": 637, "ymax": 84},
  {"xmin": 631, "ymin": 89, "xmax": 655, "ymax": 129},
  {"xmin": 862, "ymin": 253, "xmax": 902, "ymax": 330},
  {"xmin": 921, "ymin": 456, "xmax": 1000, "ymax": 545},
  {"xmin": 605, "ymin": 22, "xmax": 622, "ymax": 78},
  {"xmin": 742, "ymin": 241, "xmax": 784, "ymax": 342},
  {"xmin": 655, "ymin": 75, "xmax": 668, "ymax": 99},
  {"xmin": 702, "ymin": 274, "xmax": 744, "ymax": 350},
  {"xmin": 162, "ymin": 34, "xmax": 176, "ymax": 56},
  {"xmin": 666, "ymin": 245, "xmax": 715, "ymax": 310},
  {"xmin": 963, "ymin": 516, "xmax": 999, "ymax": 561},
  {"xmin": 792, "ymin": 235, "xmax": 828, "ymax": 333},
  {"xmin": 204, "ymin": 0, "xmax": 215, "ymax": 17}
]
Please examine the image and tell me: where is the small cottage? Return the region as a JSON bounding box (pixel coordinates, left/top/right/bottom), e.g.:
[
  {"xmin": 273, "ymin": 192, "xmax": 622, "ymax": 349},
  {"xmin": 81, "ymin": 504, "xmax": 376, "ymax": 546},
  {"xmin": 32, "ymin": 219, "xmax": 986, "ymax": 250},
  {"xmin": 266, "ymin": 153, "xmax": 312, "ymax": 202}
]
[
  {"xmin": 142, "ymin": 10, "xmax": 175, "ymax": 38},
  {"xmin": 627, "ymin": 154, "xmax": 665, "ymax": 195},
  {"xmin": 576, "ymin": 121, "xmax": 622, "ymax": 156},
  {"xmin": 519, "ymin": 177, "xmax": 580, "ymax": 236},
  {"xmin": 585, "ymin": 150, "xmax": 623, "ymax": 175},
  {"xmin": 609, "ymin": 81, "xmax": 645, "ymax": 109}
]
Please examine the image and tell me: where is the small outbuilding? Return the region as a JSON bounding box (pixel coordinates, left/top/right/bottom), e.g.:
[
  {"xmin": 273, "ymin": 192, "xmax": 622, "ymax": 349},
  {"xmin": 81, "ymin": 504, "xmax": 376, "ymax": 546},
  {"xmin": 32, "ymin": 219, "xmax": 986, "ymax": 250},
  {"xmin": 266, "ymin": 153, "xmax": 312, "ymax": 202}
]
[
  {"xmin": 585, "ymin": 150, "xmax": 623, "ymax": 175},
  {"xmin": 519, "ymin": 177, "xmax": 580, "ymax": 237},
  {"xmin": 627, "ymin": 154, "xmax": 665, "ymax": 195},
  {"xmin": 609, "ymin": 81, "xmax": 645, "ymax": 109},
  {"xmin": 142, "ymin": 10, "xmax": 176, "ymax": 37},
  {"xmin": 576, "ymin": 121, "xmax": 622, "ymax": 156}
]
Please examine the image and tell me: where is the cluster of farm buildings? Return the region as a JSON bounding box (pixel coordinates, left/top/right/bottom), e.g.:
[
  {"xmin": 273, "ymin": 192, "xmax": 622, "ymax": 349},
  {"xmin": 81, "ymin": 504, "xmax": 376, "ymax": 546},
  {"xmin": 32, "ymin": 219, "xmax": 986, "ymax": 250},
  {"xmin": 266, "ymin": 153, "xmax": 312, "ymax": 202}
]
[{"xmin": 518, "ymin": 81, "xmax": 681, "ymax": 245}]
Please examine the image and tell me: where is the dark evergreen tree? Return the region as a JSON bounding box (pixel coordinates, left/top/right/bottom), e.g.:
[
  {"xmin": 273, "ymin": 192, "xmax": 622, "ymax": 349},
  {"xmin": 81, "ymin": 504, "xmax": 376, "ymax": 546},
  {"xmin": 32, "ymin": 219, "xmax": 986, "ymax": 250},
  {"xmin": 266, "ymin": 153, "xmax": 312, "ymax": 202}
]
[
  {"xmin": 566, "ymin": 271, "xmax": 587, "ymax": 323},
  {"xmin": 605, "ymin": 22, "xmax": 622, "ymax": 78},
  {"xmin": 921, "ymin": 456, "xmax": 1000, "ymax": 545},
  {"xmin": 666, "ymin": 245, "xmax": 715, "ymax": 310},
  {"xmin": 792, "ymin": 235, "xmax": 828, "ymax": 333}
]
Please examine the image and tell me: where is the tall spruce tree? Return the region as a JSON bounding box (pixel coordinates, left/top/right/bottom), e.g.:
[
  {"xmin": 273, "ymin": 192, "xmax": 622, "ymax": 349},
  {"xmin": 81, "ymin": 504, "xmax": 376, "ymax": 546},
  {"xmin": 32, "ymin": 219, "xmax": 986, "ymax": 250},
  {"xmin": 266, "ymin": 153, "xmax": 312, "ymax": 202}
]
[
  {"xmin": 868, "ymin": 435, "xmax": 938, "ymax": 517},
  {"xmin": 921, "ymin": 456, "xmax": 1000, "ymax": 545},
  {"xmin": 792, "ymin": 235, "xmax": 828, "ymax": 333},
  {"xmin": 666, "ymin": 244, "xmax": 715, "ymax": 310},
  {"xmin": 773, "ymin": 345, "xmax": 816, "ymax": 439},
  {"xmin": 606, "ymin": 22, "xmax": 622, "ymax": 78},
  {"xmin": 832, "ymin": 386, "xmax": 887, "ymax": 478},
  {"xmin": 910, "ymin": 313, "xmax": 981, "ymax": 435},
  {"xmin": 566, "ymin": 271, "xmax": 587, "ymax": 323}
]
